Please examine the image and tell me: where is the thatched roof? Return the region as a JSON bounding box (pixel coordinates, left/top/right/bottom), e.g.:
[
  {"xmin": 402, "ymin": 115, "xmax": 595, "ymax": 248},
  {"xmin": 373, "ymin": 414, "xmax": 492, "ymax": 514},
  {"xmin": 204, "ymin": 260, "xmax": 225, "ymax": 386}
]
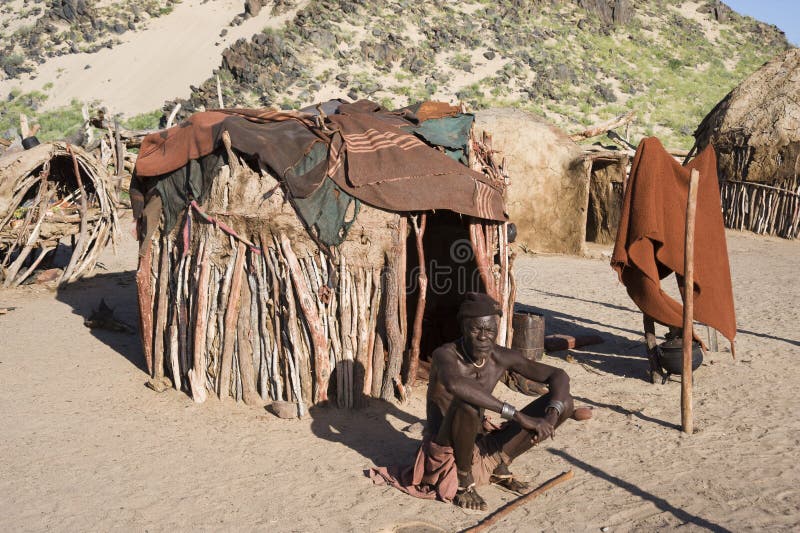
[{"xmin": 694, "ymin": 48, "xmax": 800, "ymax": 185}]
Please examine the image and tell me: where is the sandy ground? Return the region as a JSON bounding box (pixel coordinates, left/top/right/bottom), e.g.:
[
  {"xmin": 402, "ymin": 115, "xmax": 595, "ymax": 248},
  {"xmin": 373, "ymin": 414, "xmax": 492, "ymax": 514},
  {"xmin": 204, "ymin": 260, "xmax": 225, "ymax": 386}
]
[
  {"xmin": 1, "ymin": 220, "xmax": 799, "ymax": 532},
  {"xmin": 0, "ymin": 0, "xmax": 309, "ymax": 116}
]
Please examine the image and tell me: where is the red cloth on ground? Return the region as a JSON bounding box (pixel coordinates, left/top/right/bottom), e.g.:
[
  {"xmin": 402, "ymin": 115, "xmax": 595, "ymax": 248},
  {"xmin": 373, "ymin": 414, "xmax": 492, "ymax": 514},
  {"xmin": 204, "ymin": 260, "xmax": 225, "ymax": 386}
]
[
  {"xmin": 369, "ymin": 439, "xmax": 500, "ymax": 503},
  {"xmin": 611, "ymin": 137, "xmax": 736, "ymax": 344}
]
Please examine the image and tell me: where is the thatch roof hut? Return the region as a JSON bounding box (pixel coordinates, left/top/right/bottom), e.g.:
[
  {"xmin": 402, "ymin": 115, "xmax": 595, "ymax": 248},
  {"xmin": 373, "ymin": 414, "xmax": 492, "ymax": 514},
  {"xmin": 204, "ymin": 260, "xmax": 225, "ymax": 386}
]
[
  {"xmin": 0, "ymin": 142, "xmax": 119, "ymax": 287},
  {"xmin": 694, "ymin": 49, "xmax": 800, "ymax": 238},
  {"xmin": 131, "ymin": 101, "xmax": 515, "ymax": 415},
  {"xmin": 474, "ymin": 109, "xmax": 629, "ymax": 253}
]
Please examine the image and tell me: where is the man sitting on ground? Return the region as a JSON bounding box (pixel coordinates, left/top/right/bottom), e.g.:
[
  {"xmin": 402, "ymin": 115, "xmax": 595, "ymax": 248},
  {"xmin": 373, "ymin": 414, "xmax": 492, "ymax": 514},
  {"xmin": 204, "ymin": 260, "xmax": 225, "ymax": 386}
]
[{"xmin": 371, "ymin": 292, "xmax": 590, "ymax": 510}]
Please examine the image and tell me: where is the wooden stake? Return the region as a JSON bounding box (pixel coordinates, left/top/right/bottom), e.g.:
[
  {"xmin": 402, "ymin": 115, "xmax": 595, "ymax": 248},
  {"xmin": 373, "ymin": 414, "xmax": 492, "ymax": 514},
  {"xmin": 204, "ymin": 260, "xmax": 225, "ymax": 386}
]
[
  {"xmin": 219, "ymin": 242, "xmax": 246, "ymax": 400},
  {"xmin": 382, "ymin": 249, "xmax": 404, "ymax": 402},
  {"xmin": 136, "ymin": 241, "xmax": 155, "ymax": 376},
  {"xmin": 61, "ymin": 145, "xmax": 89, "ymax": 284},
  {"xmin": 281, "ymin": 233, "xmax": 330, "ymax": 404},
  {"xmin": 166, "ymin": 103, "xmax": 182, "ymax": 128},
  {"xmin": 406, "ymin": 214, "xmax": 427, "ymax": 389},
  {"xmin": 463, "ymin": 470, "xmax": 574, "ymax": 533},
  {"xmin": 216, "ymin": 75, "xmax": 225, "ymax": 108},
  {"xmin": 364, "ymin": 268, "xmax": 382, "ymax": 395},
  {"xmin": 188, "ymin": 239, "xmax": 210, "ymax": 402},
  {"xmin": 150, "ymin": 233, "xmax": 172, "ymax": 390},
  {"xmin": 682, "ymin": 169, "xmax": 700, "ymax": 435},
  {"xmin": 236, "ymin": 255, "xmax": 261, "ymax": 406}
]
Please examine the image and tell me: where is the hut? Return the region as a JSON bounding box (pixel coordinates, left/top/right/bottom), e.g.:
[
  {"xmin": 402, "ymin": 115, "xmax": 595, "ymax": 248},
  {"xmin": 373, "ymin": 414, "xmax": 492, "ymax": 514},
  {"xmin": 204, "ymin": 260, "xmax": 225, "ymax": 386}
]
[
  {"xmin": 0, "ymin": 141, "xmax": 119, "ymax": 287},
  {"xmin": 473, "ymin": 108, "xmax": 629, "ymax": 253},
  {"xmin": 694, "ymin": 48, "xmax": 800, "ymax": 239},
  {"xmin": 131, "ymin": 101, "xmax": 514, "ymax": 415}
]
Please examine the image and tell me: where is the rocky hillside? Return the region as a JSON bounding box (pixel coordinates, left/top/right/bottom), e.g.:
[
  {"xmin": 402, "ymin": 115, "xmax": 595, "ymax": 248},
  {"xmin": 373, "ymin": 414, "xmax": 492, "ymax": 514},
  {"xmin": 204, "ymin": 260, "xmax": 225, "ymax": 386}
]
[
  {"xmin": 0, "ymin": 0, "xmax": 792, "ymax": 148},
  {"xmin": 0, "ymin": 0, "xmax": 182, "ymax": 77},
  {"xmin": 182, "ymin": 0, "xmax": 790, "ymax": 148}
]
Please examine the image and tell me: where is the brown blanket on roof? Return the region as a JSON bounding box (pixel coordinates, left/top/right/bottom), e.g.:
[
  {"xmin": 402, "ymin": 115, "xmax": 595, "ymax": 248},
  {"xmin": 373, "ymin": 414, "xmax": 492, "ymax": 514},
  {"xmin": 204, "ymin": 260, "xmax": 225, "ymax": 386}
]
[
  {"xmin": 132, "ymin": 101, "xmax": 507, "ymax": 222},
  {"xmin": 611, "ymin": 137, "xmax": 736, "ymax": 344},
  {"xmin": 327, "ymin": 103, "xmax": 506, "ymax": 220}
]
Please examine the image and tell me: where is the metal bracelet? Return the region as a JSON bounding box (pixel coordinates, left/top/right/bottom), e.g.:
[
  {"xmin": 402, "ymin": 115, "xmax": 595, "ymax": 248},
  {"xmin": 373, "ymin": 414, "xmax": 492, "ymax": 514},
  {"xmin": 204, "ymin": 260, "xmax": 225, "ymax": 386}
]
[
  {"xmin": 546, "ymin": 400, "xmax": 565, "ymax": 418},
  {"xmin": 500, "ymin": 402, "xmax": 517, "ymax": 420}
]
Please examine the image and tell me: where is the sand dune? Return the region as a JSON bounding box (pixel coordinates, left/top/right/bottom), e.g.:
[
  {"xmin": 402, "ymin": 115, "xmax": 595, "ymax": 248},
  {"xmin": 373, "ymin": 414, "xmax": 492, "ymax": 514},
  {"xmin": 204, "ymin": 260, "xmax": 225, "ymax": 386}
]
[{"xmin": 0, "ymin": 0, "xmax": 307, "ymax": 116}]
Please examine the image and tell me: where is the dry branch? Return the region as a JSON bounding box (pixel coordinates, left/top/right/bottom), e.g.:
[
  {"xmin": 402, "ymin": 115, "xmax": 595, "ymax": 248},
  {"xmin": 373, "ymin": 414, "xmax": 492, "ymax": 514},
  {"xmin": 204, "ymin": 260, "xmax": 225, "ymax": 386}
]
[{"xmin": 569, "ymin": 111, "xmax": 636, "ymax": 141}]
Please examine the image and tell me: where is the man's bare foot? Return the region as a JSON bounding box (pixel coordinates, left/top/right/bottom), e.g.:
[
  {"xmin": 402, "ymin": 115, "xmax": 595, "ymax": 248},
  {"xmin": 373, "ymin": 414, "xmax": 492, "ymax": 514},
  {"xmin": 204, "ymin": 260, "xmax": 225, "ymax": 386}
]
[
  {"xmin": 490, "ymin": 463, "xmax": 529, "ymax": 495},
  {"xmin": 454, "ymin": 485, "xmax": 487, "ymax": 511}
]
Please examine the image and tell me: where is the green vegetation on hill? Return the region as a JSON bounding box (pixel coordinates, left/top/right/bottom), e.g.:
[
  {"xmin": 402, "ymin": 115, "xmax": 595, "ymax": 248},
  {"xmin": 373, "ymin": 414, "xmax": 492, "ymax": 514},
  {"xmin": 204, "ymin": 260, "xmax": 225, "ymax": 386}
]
[{"xmin": 183, "ymin": 0, "xmax": 789, "ymax": 149}]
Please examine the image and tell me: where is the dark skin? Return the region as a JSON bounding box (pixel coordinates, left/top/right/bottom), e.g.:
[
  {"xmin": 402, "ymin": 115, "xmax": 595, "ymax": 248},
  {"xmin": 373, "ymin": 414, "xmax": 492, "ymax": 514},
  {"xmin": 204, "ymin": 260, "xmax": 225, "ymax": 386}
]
[{"xmin": 427, "ymin": 315, "xmax": 575, "ymax": 510}]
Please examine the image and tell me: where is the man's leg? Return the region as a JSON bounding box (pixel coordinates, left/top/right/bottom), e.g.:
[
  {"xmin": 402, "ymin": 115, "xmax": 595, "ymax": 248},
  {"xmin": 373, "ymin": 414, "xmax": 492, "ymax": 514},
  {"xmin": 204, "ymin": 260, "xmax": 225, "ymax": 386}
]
[
  {"xmin": 483, "ymin": 393, "xmax": 575, "ymax": 488},
  {"xmin": 435, "ymin": 399, "xmax": 487, "ymax": 510}
]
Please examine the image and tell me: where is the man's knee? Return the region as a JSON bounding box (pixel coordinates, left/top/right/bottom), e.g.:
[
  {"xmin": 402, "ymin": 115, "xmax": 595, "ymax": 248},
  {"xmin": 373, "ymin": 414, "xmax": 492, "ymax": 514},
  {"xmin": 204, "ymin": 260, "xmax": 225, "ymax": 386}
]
[{"xmin": 452, "ymin": 400, "xmax": 482, "ymax": 428}]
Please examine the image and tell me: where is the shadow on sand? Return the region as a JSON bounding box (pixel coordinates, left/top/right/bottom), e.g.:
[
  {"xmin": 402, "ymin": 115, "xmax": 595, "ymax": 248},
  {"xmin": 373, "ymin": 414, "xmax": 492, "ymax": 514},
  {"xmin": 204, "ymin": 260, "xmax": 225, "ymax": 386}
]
[
  {"xmin": 55, "ymin": 269, "xmax": 146, "ymax": 373},
  {"xmin": 549, "ymin": 449, "xmax": 733, "ymax": 532},
  {"xmin": 309, "ymin": 390, "xmax": 424, "ymax": 467}
]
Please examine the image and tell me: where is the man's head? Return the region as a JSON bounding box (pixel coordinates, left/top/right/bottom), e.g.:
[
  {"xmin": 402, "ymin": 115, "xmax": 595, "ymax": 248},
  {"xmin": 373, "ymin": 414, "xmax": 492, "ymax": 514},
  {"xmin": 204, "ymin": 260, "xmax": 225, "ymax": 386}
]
[{"xmin": 458, "ymin": 292, "xmax": 502, "ymax": 355}]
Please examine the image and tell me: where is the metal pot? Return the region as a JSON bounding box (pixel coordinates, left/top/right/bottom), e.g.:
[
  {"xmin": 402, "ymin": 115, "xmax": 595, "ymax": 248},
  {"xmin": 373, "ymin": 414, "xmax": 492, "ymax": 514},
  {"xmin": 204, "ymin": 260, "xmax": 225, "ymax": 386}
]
[{"xmin": 656, "ymin": 338, "xmax": 703, "ymax": 375}]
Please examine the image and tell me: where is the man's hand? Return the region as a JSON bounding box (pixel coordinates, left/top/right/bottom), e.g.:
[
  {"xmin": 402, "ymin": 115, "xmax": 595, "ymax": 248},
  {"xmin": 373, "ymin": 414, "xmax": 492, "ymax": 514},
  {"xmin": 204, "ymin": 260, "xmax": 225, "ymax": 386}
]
[{"xmin": 514, "ymin": 412, "xmax": 555, "ymax": 442}]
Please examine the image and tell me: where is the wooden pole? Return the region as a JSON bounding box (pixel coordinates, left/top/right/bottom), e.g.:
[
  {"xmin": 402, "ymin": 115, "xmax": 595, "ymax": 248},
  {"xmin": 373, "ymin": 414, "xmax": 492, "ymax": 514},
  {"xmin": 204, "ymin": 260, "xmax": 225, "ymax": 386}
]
[
  {"xmin": 406, "ymin": 213, "xmax": 427, "ymax": 389},
  {"xmin": 216, "ymin": 75, "xmax": 225, "ymax": 109},
  {"xmin": 188, "ymin": 240, "xmax": 210, "ymax": 402},
  {"xmin": 281, "ymin": 233, "xmax": 330, "ymax": 404},
  {"xmin": 219, "ymin": 242, "xmax": 246, "ymax": 400},
  {"xmin": 462, "ymin": 470, "xmax": 574, "ymax": 533},
  {"xmin": 682, "ymin": 169, "xmax": 700, "ymax": 434}
]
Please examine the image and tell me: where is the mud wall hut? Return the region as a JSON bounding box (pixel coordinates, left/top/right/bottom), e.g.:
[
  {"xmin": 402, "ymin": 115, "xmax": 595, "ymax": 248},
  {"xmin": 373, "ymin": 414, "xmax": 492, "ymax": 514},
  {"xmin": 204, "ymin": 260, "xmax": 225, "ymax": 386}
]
[
  {"xmin": 473, "ymin": 108, "xmax": 628, "ymax": 253},
  {"xmin": 132, "ymin": 101, "xmax": 515, "ymax": 415},
  {"xmin": 0, "ymin": 142, "xmax": 119, "ymax": 287},
  {"xmin": 694, "ymin": 48, "xmax": 800, "ymax": 239}
]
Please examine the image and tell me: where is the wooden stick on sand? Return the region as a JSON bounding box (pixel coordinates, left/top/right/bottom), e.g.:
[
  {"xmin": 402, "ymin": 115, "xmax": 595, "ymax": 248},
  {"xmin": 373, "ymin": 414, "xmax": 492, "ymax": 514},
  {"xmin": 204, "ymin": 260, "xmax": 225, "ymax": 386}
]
[{"xmin": 462, "ymin": 470, "xmax": 574, "ymax": 533}]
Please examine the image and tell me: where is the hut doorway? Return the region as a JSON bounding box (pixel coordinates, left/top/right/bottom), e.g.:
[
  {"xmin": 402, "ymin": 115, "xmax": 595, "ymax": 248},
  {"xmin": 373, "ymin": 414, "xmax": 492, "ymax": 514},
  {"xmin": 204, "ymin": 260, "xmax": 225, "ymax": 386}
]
[
  {"xmin": 405, "ymin": 211, "xmax": 485, "ymax": 367},
  {"xmin": 584, "ymin": 153, "xmax": 628, "ymax": 245}
]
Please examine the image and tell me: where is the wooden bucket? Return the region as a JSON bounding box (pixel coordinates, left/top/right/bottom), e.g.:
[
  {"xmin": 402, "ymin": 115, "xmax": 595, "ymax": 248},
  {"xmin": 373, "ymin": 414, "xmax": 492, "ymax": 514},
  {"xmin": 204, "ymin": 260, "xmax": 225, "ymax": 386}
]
[{"xmin": 511, "ymin": 312, "xmax": 545, "ymax": 361}]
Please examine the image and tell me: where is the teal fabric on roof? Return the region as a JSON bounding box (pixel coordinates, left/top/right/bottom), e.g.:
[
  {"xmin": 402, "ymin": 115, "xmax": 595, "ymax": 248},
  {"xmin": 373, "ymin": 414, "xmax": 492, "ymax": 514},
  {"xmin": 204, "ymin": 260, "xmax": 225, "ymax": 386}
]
[
  {"xmin": 293, "ymin": 178, "xmax": 361, "ymax": 247},
  {"xmin": 410, "ymin": 114, "xmax": 474, "ymax": 164}
]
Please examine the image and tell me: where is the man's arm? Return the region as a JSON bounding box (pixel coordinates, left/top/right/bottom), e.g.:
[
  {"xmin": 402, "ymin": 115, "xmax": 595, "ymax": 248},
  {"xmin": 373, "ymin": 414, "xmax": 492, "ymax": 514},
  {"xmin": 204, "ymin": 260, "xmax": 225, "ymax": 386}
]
[{"xmin": 506, "ymin": 350, "xmax": 571, "ymax": 425}]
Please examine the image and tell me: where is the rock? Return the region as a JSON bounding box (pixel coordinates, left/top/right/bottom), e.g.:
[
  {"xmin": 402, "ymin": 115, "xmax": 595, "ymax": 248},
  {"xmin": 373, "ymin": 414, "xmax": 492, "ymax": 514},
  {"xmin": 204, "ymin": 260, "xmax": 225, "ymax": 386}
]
[
  {"xmin": 577, "ymin": 0, "xmax": 630, "ymax": 26},
  {"xmin": 483, "ymin": 50, "xmax": 496, "ymax": 60},
  {"xmin": 698, "ymin": 0, "xmax": 730, "ymax": 23},
  {"xmin": 112, "ymin": 23, "xmax": 125, "ymax": 34},
  {"xmin": 35, "ymin": 268, "xmax": 63, "ymax": 284},
  {"xmin": 245, "ymin": 0, "xmax": 263, "ymax": 17},
  {"xmin": 267, "ymin": 401, "xmax": 299, "ymax": 419},
  {"xmin": 220, "ymin": 28, "xmax": 228, "ymax": 37},
  {"xmin": 594, "ymin": 83, "xmax": 617, "ymax": 102},
  {"xmin": 347, "ymin": 89, "xmax": 358, "ymax": 100}
]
